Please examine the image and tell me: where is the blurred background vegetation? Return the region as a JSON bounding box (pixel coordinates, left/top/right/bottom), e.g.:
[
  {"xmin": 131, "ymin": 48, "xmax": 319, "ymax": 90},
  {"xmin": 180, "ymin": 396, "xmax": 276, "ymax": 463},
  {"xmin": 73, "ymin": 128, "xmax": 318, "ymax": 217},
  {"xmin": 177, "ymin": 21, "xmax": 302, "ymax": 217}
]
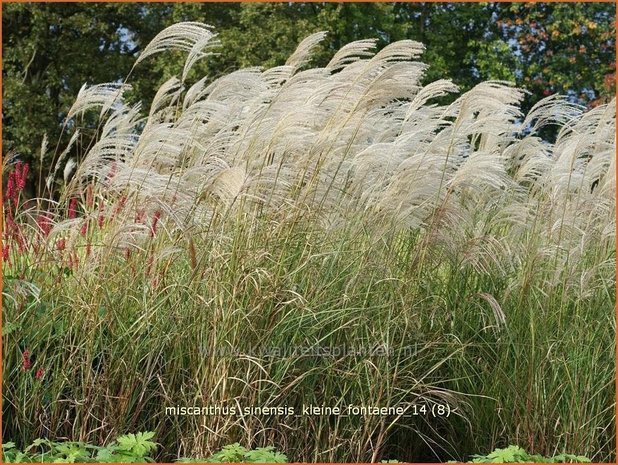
[{"xmin": 2, "ymin": 2, "xmax": 616, "ymax": 197}]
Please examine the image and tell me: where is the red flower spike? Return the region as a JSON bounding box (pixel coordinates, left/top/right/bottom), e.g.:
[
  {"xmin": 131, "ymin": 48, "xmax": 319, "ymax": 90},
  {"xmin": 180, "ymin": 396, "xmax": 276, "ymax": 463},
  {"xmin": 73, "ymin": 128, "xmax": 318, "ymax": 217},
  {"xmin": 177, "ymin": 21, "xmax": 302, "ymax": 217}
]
[
  {"xmin": 18, "ymin": 163, "xmax": 29, "ymax": 190},
  {"xmin": 68, "ymin": 198, "xmax": 78, "ymax": 219},
  {"xmin": 56, "ymin": 238, "xmax": 66, "ymax": 251},
  {"xmin": 86, "ymin": 184, "xmax": 94, "ymax": 208},
  {"xmin": 16, "ymin": 233, "xmax": 26, "ymax": 252},
  {"xmin": 97, "ymin": 200, "xmax": 106, "ymax": 228},
  {"xmin": 5, "ymin": 211, "xmax": 17, "ymax": 237},
  {"xmin": 6, "ymin": 177, "xmax": 14, "ymax": 203},
  {"xmin": 22, "ymin": 349, "xmax": 32, "ymax": 371},
  {"xmin": 36, "ymin": 214, "xmax": 53, "ymax": 237},
  {"xmin": 111, "ymin": 196, "xmax": 127, "ymax": 220},
  {"xmin": 107, "ymin": 161, "xmax": 118, "ymax": 182},
  {"xmin": 13, "ymin": 163, "xmax": 23, "ymax": 191},
  {"xmin": 151, "ymin": 211, "xmax": 161, "ymax": 236}
]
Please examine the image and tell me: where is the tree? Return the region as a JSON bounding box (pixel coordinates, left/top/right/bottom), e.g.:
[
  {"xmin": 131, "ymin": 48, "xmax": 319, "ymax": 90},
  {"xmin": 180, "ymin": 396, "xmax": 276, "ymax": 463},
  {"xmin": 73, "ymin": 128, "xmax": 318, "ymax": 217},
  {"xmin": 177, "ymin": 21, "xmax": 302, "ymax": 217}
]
[
  {"xmin": 3, "ymin": 3, "xmax": 615, "ymax": 196},
  {"xmin": 483, "ymin": 3, "xmax": 615, "ymax": 108},
  {"xmin": 2, "ymin": 3, "xmax": 165, "ymax": 194}
]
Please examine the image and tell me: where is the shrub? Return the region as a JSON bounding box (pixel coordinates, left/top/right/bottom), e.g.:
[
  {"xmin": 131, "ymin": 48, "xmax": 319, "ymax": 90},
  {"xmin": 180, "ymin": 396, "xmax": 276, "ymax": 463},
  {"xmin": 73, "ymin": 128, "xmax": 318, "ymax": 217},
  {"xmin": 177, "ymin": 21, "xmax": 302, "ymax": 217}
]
[
  {"xmin": 178, "ymin": 443, "xmax": 287, "ymax": 463},
  {"xmin": 1, "ymin": 432, "xmax": 157, "ymax": 463},
  {"xmin": 466, "ymin": 445, "xmax": 591, "ymax": 463}
]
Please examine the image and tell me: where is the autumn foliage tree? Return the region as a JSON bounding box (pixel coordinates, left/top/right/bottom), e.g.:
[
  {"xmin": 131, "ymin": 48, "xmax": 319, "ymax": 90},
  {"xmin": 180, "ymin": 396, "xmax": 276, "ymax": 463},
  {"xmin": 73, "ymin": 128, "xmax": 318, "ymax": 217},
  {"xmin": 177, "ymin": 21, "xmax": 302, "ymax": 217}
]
[{"xmin": 492, "ymin": 3, "xmax": 615, "ymax": 107}]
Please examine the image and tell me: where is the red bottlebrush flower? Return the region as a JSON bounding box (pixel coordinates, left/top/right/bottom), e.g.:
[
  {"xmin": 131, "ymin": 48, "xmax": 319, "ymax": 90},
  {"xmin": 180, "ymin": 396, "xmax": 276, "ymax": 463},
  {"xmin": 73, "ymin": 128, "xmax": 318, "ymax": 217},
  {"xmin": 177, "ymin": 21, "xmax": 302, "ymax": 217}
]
[
  {"xmin": 106, "ymin": 161, "xmax": 118, "ymax": 182},
  {"xmin": 2, "ymin": 244, "xmax": 9, "ymax": 262},
  {"xmin": 6, "ymin": 176, "xmax": 14, "ymax": 203},
  {"xmin": 22, "ymin": 349, "xmax": 32, "ymax": 371},
  {"xmin": 16, "ymin": 233, "xmax": 26, "ymax": 253},
  {"xmin": 86, "ymin": 184, "xmax": 94, "ymax": 208},
  {"xmin": 56, "ymin": 238, "xmax": 66, "ymax": 251},
  {"xmin": 86, "ymin": 242, "xmax": 92, "ymax": 257},
  {"xmin": 110, "ymin": 195, "xmax": 127, "ymax": 222},
  {"xmin": 36, "ymin": 214, "xmax": 53, "ymax": 237},
  {"xmin": 13, "ymin": 163, "xmax": 23, "ymax": 190},
  {"xmin": 151, "ymin": 211, "xmax": 161, "ymax": 236},
  {"xmin": 4, "ymin": 210, "xmax": 17, "ymax": 237},
  {"xmin": 97, "ymin": 199, "xmax": 106, "ymax": 228},
  {"xmin": 35, "ymin": 368, "xmax": 44, "ymax": 380},
  {"xmin": 68, "ymin": 197, "xmax": 78, "ymax": 219},
  {"xmin": 17, "ymin": 163, "xmax": 29, "ymax": 190},
  {"xmin": 80, "ymin": 221, "xmax": 88, "ymax": 236}
]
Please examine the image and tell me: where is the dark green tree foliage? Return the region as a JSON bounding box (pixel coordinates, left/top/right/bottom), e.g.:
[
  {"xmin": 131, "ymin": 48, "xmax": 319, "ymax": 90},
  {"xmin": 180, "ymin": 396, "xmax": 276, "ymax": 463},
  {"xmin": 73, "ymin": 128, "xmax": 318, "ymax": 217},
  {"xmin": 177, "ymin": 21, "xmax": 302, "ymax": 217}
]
[
  {"xmin": 2, "ymin": 3, "xmax": 163, "ymax": 193},
  {"xmin": 2, "ymin": 2, "xmax": 615, "ymax": 196}
]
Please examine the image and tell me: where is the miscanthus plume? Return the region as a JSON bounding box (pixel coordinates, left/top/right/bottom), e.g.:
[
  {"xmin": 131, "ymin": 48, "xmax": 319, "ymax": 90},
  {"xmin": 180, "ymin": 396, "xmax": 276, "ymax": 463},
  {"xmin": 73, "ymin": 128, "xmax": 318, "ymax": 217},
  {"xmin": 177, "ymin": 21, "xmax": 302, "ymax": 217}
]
[{"xmin": 44, "ymin": 22, "xmax": 614, "ymax": 289}]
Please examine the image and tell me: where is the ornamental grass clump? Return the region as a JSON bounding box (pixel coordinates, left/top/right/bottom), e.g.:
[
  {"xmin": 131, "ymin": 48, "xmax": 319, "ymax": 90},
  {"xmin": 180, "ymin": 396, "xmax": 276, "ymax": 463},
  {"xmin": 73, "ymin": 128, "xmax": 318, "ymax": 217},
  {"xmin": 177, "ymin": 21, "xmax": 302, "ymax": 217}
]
[{"xmin": 3, "ymin": 22, "xmax": 615, "ymax": 462}]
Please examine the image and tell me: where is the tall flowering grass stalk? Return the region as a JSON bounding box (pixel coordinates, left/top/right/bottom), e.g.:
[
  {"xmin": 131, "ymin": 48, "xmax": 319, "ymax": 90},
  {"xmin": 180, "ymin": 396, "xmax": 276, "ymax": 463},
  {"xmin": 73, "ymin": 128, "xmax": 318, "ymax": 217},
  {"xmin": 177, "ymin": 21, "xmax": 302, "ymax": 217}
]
[{"xmin": 2, "ymin": 23, "xmax": 615, "ymax": 463}]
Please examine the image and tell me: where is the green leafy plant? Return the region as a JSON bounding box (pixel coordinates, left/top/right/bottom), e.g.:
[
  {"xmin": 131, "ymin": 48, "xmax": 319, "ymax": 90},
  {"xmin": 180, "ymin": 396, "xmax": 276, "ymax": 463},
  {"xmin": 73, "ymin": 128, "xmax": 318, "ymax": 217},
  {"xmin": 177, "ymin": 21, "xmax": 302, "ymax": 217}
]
[
  {"xmin": 177, "ymin": 443, "xmax": 287, "ymax": 463},
  {"xmin": 1, "ymin": 432, "xmax": 158, "ymax": 463},
  {"xmin": 2, "ymin": 436, "xmax": 290, "ymax": 464},
  {"xmin": 466, "ymin": 445, "xmax": 591, "ymax": 463},
  {"xmin": 96, "ymin": 432, "xmax": 158, "ymax": 463}
]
